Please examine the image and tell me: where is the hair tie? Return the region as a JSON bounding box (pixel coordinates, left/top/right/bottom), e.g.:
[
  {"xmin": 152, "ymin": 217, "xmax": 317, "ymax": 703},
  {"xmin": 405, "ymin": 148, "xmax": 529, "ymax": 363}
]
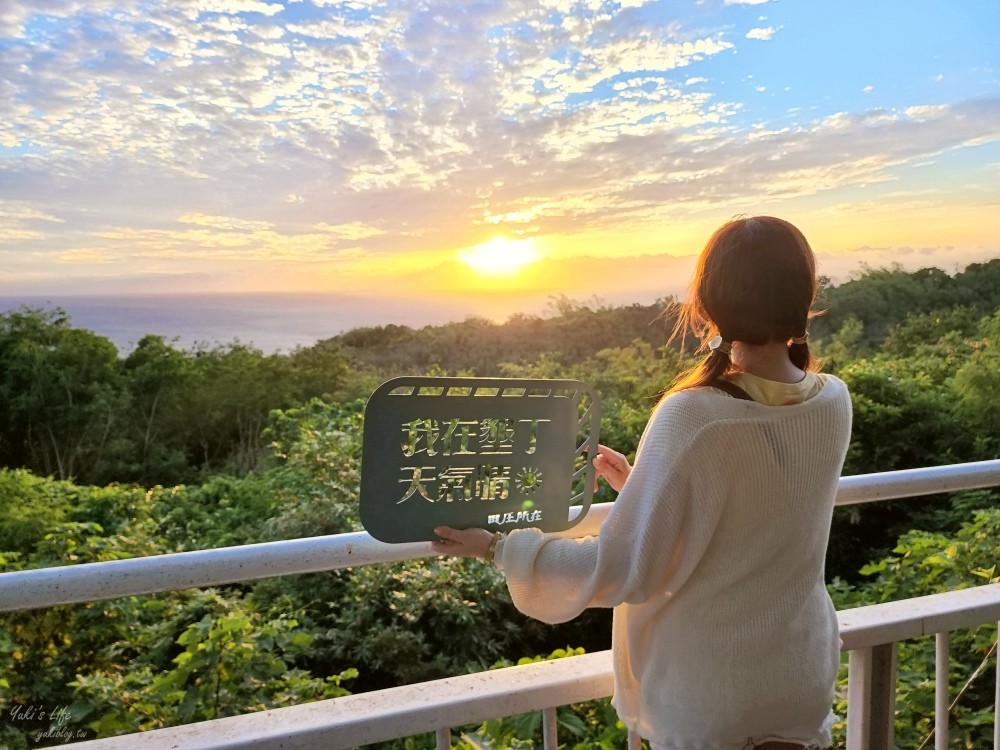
[
  {"xmin": 708, "ymin": 334, "xmax": 732, "ymax": 355},
  {"xmin": 790, "ymin": 333, "xmax": 809, "ymax": 345}
]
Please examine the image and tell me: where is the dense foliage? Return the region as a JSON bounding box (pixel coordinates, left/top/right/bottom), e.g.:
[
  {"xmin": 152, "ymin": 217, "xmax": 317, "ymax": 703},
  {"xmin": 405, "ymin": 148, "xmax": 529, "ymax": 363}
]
[
  {"xmin": 0, "ymin": 314, "xmax": 355, "ymax": 486},
  {"xmin": 1, "ymin": 260, "xmax": 998, "ymax": 748}
]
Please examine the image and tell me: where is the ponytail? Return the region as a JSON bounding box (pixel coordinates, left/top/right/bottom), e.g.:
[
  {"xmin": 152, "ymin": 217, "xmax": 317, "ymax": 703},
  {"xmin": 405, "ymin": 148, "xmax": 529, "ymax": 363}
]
[
  {"xmin": 788, "ymin": 328, "xmax": 819, "ymax": 371},
  {"xmin": 664, "ymin": 340, "xmax": 734, "ymax": 396}
]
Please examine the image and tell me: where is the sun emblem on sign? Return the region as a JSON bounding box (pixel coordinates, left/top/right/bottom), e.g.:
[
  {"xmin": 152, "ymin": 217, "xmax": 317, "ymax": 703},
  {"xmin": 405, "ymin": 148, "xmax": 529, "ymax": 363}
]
[{"xmin": 515, "ymin": 466, "xmax": 542, "ymax": 494}]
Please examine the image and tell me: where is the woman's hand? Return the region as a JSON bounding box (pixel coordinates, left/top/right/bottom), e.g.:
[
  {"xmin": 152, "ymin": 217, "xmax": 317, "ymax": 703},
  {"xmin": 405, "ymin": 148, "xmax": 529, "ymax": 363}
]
[
  {"xmin": 431, "ymin": 526, "xmax": 496, "ymax": 558},
  {"xmin": 592, "ymin": 443, "xmax": 631, "ymax": 493}
]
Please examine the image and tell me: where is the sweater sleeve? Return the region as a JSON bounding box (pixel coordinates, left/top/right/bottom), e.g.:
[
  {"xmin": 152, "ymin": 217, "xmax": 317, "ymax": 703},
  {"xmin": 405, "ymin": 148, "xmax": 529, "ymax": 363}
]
[{"xmin": 499, "ymin": 393, "xmax": 726, "ymax": 624}]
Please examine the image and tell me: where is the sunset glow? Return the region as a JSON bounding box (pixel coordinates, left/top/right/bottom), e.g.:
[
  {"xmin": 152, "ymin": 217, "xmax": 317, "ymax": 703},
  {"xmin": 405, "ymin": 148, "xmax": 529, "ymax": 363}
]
[
  {"xmin": 460, "ymin": 238, "xmax": 541, "ymax": 277},
  {"xmin": 0, "ymin": 0, "xmax": 996, "ymax": 322}
]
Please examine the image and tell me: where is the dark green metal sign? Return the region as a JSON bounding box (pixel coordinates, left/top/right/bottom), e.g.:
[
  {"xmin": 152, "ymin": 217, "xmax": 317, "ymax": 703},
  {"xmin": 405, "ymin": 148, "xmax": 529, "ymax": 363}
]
[{"xmin": 360, "ymin": 377, "xmax": 601, "ymax": 543}]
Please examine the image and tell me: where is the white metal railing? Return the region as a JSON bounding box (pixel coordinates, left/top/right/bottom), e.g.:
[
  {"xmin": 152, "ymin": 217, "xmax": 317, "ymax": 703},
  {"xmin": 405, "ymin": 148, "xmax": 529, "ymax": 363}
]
[
  {"xmin": 2, "ymin": 460, "xmax": 998, "ymax": 749},
  {"xmin": 60, "ymin": 584, "xmax": 1000, "ymax": 750},
  {"xmin": 3, "ymin": 460, "xmax": 999, "ymax": 612},
  {"xmin": 841, "ymin": 585, "xmax": 1000, "ymax": 750}
]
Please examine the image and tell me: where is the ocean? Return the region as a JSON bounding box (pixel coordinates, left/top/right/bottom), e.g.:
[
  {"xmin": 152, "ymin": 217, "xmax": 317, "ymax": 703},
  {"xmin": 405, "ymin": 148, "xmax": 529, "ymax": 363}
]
[{"xmin": 0, "ymin": 293, "xmax": 479, "ymax": 355}]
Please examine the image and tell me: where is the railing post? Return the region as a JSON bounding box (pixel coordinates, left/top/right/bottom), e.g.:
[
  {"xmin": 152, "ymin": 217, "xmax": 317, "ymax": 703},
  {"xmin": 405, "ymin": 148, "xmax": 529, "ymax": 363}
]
[
  {"xmin": 994, "ymin": 620, "xmax": 999, "ymax": 750},
  {"xmin": 542, "ymin": 707, "xmax": 558, "ymax": 750},
  {"xmin": 936, "ymin": 631, "xmax": 949, "ymax": 750},
  {"xmin": 435, "ymin": 727, "xmax": 451, "ymax": 750},
  {"xmin": 847, "ymin": 642, "xmax": 897, "ymax": 750}
]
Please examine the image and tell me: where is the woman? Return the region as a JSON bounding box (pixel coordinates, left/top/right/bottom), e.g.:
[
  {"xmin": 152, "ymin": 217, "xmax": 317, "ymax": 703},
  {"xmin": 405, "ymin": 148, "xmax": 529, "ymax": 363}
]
[{"xmin": 433, "ymin": 216, "xmax": 853, "ymax": 749}]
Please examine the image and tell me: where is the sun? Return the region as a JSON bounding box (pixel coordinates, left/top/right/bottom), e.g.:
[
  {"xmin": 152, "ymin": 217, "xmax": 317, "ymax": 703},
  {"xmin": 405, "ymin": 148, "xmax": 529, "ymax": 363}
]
[{"xmin": 459, "ymin": 237, "xmax": 540, "ymax": 276}]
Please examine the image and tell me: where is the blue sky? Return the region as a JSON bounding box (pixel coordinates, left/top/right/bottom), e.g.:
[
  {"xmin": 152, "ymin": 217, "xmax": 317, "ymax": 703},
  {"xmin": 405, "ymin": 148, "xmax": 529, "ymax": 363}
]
[{"xmin": 1, "ymin": 0, "xmax": 998, "ymax": 317}]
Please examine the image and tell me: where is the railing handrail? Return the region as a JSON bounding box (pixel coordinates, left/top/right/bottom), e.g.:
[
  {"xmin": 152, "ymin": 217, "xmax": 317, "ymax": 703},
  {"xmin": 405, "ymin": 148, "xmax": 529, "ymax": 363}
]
[
  {"xmin": 2, "ymin": 460, "xmax": 999, "ymax": 612},
  {"xmin": 62, "ymin": 583, "xmax": 1000, "ymax": 750}
]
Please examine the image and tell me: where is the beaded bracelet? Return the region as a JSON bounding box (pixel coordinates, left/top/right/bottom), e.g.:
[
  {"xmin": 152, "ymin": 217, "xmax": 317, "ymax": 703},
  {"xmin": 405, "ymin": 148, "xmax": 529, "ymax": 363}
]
[{"xmin": 484, "ymin": 531, "xmax": 503, "ymax": 565}]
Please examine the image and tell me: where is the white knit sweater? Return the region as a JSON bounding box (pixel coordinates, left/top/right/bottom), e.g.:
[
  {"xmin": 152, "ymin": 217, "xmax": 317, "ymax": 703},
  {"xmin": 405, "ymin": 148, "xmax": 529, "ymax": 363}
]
[{"xmin": 498, "ymin": 375, "xmax": 853, "ymax": 749}]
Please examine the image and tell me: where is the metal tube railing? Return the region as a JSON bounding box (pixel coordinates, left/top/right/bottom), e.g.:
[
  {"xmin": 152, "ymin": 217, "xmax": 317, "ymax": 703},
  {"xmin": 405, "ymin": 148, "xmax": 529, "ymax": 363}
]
[
  {"xmin": 3, "ymin": 460, "xmax": 998, "ymax": 612},
  {"xmin": 834, "ymin": 460, "xmax": 1000, "ymax": 506},
  {"xmin": 58, "ymin": 584, "xmax": 1000, "ymax": 750},
  {"xmin": 65, "ymin": 650, "xmax": 619, "ymax": 750}
]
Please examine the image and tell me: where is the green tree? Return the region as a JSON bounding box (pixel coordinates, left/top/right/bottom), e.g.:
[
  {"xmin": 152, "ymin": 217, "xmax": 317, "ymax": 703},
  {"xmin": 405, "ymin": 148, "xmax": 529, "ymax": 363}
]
[
  {"xmin": 950, "ymin": 310, "xmax": 1000, "ymax": 457},
  {"xmin": 181, "ymin": 344, "xmax": 299, "ymax": 475},
  {"xmin": 0, "ymin": 469, "xmax": 74, "ymax": 558},
  {"xmin": 0, "ymin": 307, "xmax": 125, "ymax": 482},
  {"xmin": 120, "ymin": 335, "xmax": 193, "ymax": 484},
  {"xmin": 286, "ymin": 340, "xmax": 355, "ymax": 402},
  {"xmin": 812, "ymin": 265, "xmax": 952, "ymax": 350},
  {"xmin": 260, "ymin": 398, "xmax": 364, "ymax": 540}
]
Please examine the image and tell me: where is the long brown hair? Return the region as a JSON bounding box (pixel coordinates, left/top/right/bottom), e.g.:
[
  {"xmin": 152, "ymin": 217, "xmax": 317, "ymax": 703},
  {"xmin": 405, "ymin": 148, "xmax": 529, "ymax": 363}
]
[{"xmin": 665, "ymin": 216, "xmax": 819, "ymax": 395}]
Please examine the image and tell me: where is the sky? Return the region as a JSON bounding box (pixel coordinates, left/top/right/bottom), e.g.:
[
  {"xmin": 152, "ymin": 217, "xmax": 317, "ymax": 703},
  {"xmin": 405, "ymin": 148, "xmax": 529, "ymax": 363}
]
[{"xmin": 1, "ymin": 0, "xmax": 999, "ymax": 321}]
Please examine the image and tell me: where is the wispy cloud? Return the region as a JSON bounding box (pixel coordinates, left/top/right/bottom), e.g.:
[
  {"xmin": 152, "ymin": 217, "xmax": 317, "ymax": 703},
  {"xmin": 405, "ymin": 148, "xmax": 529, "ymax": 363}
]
[{"xmin": 745, "ymin": 26, "xmax": 776, "ymax": 40}]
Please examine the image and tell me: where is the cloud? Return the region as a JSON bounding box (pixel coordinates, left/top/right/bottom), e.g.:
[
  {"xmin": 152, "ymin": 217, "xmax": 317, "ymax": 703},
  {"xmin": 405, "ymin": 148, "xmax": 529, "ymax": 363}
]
[
  {"xmin": 0, "ymin": 227, "xmax": 44, "ymax": 243},
  {"xmin": 745, "ymin": 26, "xmax": 776, "ymax": 40},
  {"xmin": 199, "ymin": 0, "xmax": 284, "ymax": 16},
  {"xmin": 0, "ymin": 204, "xmax": 64, "ymax": 224},
  {"xmin": 904, "ymin": 104, "xmax": 950, "ymax": 121},
  {"xmin": 0, "ymin": 202, "xmax": 65, "ymax": 244},
  {"xmin": 58, "ymin": 248, "xmax": 113, "ymax": 264},
  {"xmin": 179, "ymin": 214, "xmax": 273, "ymax": 232}
]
